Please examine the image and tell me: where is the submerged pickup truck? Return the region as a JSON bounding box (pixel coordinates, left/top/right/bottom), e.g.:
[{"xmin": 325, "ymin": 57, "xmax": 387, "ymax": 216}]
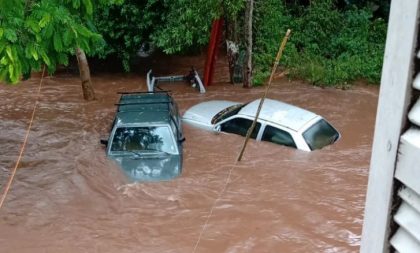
[{"xmin": 101, "ymin": 91, "xmax": 184, "ymax": 181}]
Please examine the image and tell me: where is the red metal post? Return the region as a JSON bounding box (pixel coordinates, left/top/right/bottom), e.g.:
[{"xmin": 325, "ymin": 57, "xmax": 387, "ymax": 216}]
[{"xmin": 203, "ymin": 18, "xmax": 224, "ymax": 86}]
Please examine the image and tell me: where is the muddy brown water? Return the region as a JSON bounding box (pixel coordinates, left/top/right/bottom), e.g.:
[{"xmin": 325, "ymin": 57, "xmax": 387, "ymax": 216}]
[{"xmin": 0, "ymin": 57, "xmax": 378, "ymax": 253}]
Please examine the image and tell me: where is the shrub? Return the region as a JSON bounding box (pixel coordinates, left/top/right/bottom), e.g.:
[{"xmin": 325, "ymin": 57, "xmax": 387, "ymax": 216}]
[{"xmin": 253, "ymin": 0, "xmax": 387, "ymax": 86}]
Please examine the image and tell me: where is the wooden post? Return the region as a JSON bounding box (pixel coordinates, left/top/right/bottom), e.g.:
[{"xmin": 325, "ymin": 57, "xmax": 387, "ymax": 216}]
[
  {"xmin": 76, "ymin": 47, "xmax": 96, "ymax": 101},
  {"xmin": 237, "ymin": 29, "xmax": 291, "ymax": 162}
]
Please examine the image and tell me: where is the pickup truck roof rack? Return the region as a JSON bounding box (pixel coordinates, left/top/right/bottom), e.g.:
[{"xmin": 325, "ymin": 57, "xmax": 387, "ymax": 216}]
[{"xmin": 115, "ymin": 101, "xmax": 172, "ymax": 106}]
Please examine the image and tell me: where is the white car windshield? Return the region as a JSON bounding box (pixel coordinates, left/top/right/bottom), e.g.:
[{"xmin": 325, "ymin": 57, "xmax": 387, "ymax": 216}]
[
  {"xmin": 110, "ymin": 126, "xmax": 177, "ymax": 155},
  {"xmin": 211, "ymin": 103, "xmax": 248, "ymax": 124},
  {"xmin": 303, "ymin": 119, "xmax": 340, "ymax": 150}
]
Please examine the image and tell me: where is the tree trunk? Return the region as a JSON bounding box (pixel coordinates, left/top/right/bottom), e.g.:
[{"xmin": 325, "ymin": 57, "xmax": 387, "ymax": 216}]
[
  {"xmin": 226, "ymin": 17, "xmax": 240, "ymax": 84},
  {"xmin": 226, "ymin": 40, "xmax": 239, "ymax": 84},
  {"xmin": 76, "ymin": 48, "xmax": 96, "ymax": 101},
  {"xmin": 243, "ymin": 0, "xmax": 254, "ymax": 88}
]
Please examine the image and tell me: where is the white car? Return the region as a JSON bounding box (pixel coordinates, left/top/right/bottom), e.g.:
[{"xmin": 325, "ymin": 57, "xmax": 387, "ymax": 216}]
[{"xmin": 182, "ymin": 98, "xmax": 340, "ymax": 151}]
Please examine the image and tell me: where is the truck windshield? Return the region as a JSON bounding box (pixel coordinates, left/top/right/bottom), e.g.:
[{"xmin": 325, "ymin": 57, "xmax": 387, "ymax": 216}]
[
  {"xmin": 110, "ymin": 126, "xmax": 177, "ymax": 155},
  {"xmin": 303, "ymin": 119, "xmax": 340, "ymax": 150}
]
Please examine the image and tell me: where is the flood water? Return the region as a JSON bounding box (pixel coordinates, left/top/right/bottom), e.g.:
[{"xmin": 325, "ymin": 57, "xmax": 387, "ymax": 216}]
[{"xmin": 0, "ymin": 55, "xmax": 378, "ymax": 253}]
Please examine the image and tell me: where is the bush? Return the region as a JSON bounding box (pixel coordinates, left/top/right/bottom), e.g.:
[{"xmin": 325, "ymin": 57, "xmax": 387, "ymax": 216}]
[
  {"xmin": 253, "ymin": 0, "xmax": 291, "ymax": 85},
  {"xmin": 253, "ymin": 0, "xmax": 387, "ymax": 86},
  {"xmin": 93, "ymin": 0, "xmax": 387, "ymax": 86},
  {"xmin": 95, "ymin": 0, "xmax": 221, "ymax": 71},
  {"xmin": 95, "ymin": 1, "xmax": 162, "ymax": 71}
]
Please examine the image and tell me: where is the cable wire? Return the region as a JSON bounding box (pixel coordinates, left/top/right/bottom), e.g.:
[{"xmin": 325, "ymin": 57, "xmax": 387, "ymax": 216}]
[{"xmin": 0, "ymin": 66, "xmax": 45, "ymax": 209}]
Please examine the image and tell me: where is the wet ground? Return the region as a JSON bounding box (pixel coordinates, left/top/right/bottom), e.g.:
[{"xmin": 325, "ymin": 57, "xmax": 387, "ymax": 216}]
[{"xmin": 0, "ymin": 55, "xmax": 378, "ymax": 252}]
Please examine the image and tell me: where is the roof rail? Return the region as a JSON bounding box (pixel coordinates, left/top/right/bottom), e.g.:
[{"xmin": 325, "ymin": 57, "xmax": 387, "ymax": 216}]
[{"xmin": 115, "ymin": 101, "xmax": 172, "ymax": 106}]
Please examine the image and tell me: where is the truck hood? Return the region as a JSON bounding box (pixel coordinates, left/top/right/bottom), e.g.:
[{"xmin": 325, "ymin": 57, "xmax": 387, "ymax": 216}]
[
  {"xmin": 182, "ymin": 100, "xmax": 240, "ymax": 126},
  {"xmin": 110, "ymin": 154, "xmax": 181, "ymax": 181}
]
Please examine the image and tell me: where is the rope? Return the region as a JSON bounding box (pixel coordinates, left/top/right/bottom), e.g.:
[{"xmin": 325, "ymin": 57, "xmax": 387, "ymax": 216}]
[
  {"xmin": 192, "ymin": 29, "xmax": 292, "ymax": 252},
  {"xmin": 0, "ymin": 66, "xmax": 45, "ymax": 209},
  {"xmin": 192, "ymin": 162, "xmax": 237, "ymax": 253}
]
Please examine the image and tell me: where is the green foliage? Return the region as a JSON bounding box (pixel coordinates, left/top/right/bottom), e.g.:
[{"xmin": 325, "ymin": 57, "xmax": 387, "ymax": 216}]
[
  {"xmin": 344, "ymin": 0, "xmax": 390, "ymax": 19},
  {"xmin": 92, "ymin": 0, "xmax": 387, "ymax": 86},
  {"xmin": 223, "ymin": 0, "xmax": 245, "ymax": 19},
  {"xmin": 253, "ymin": 0, "xmax": 291, "ymax": 85},
  {"xmin": 253, "ymin": 0, "xmax": 387, "ymax": 86},
  {"xmin": 95, "ymin": 0, "xmax": 162, "ymax": 71},
  {"xmin": 0, "ymin": 0, "xmax": 122, "ymax": 84},
  {"xmin": 6, "ymin": 0, "xmax": 383, "ymax": 88},
  {"xmin": 150, "ymin": 0, "xmax": 220, "ymax": 54},
  {"xmin": 95, "ymin": 0, "xmax": 244, "ymax": 70}
]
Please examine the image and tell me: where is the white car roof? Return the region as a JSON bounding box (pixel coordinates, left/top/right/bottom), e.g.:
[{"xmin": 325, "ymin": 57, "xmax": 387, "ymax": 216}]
[{"xmin": 238, "ymin": 99, "xmax": 319, "ymax": 131}]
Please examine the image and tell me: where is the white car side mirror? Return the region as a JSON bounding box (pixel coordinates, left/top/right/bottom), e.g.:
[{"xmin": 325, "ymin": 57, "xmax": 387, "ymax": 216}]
[{"xmin": 213, "ymin": 125, "xmax": 221, "ymax": 134}]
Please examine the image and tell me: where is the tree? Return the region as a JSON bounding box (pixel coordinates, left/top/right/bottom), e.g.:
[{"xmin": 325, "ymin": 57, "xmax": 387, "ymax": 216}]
[
  {"xmin": 243, "ymin": 0, "xmax": 254, "ymax": 88},
  {"xmin": 95, "ymin": 0, "xmax": 162, "ymax": 71},
  {"xmin": 76, "ymin": 48, "xmax": 96, "ymax": 100},
  {"xmin": 0, "ymin": 0, "xmax": 122, "ymax": 100},
  {"xmin": 95, "ymin": 0, "xmax": 245, "ymax": 84},
  {"xmin": 223, "ymin": 0, "xmax": 245, "ymax": 84},
  {"xmin": 150, "ymin": 0, "xmax": 220, "ymax": 54}
]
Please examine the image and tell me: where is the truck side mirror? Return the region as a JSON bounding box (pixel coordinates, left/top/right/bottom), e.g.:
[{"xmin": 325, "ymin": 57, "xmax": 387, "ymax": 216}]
[
  {"xmin": 100, "ymin": 139, "xmax": 108, "ymax": 145},
  {"xmin": 179, "ymin": 137, "xmax": 186, "ymax": 143}
]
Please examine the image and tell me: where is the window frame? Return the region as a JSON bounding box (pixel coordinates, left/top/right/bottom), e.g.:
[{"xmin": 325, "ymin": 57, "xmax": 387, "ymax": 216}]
[{"xmin": 108, "ymin": 123, "xmax": 179, "ymax": 155}]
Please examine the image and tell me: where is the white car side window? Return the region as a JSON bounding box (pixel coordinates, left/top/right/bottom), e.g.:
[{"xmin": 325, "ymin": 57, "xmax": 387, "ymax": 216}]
[
  {"xmin": 261, "ymin": 125, "xmax": 296, "ymax": 148},
  {"xmin": 221, "ymin": 117, "xmax": 261, "ymax": 138}
]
